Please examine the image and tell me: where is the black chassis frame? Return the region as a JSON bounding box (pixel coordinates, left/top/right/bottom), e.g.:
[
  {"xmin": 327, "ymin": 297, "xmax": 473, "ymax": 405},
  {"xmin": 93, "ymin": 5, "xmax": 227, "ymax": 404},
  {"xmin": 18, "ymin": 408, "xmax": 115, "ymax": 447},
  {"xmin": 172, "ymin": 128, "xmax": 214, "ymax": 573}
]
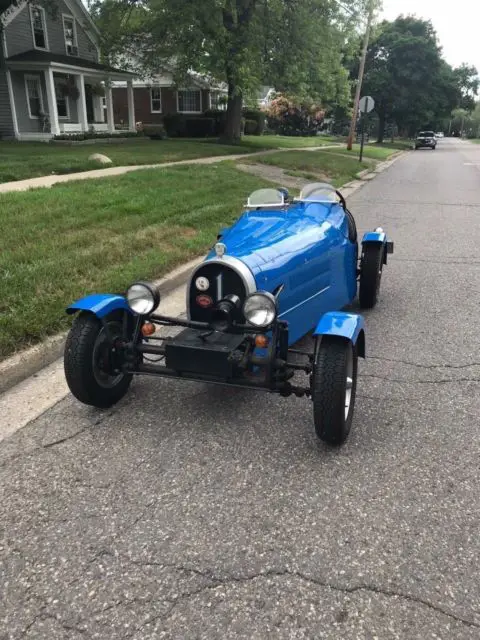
[{"xmin": 103, "ymin": 311, "xmax": 314, "ymax": 399}]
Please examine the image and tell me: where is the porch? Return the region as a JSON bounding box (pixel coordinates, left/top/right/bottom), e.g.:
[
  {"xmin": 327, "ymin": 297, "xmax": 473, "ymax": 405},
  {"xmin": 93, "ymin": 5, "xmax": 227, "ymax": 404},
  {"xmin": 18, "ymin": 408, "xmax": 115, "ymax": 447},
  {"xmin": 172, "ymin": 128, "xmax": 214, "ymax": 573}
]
[{"xmin": 5, "ymin": 50, "xmax": 135, "ymax": 141}]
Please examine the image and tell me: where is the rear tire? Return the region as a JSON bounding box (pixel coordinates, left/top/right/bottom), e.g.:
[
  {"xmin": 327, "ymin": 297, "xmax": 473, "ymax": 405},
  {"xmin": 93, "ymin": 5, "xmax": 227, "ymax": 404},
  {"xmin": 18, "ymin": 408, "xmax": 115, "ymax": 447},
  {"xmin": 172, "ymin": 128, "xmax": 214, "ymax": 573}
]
[
  {"xmin": 359, "ymin": 243, "xmax": 384, "ymax": 309},
  {"xmin": 64, "ymin": 312, "xmax": 132, "ymax": 408},
  {"xmin": 312, "ymin": 337, "xmax": 358, "ymax": 445}
]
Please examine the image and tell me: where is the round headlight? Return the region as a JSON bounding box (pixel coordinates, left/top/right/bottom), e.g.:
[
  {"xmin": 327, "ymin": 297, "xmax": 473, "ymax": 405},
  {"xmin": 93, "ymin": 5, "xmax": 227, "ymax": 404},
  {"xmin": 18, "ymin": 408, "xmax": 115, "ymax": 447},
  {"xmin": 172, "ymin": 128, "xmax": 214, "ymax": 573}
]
[
  {"xmin": 126, "ymin": 281, "xmax": 160, "ymax": 315},
  {"xmin": 243, "ymin": 292, "xmax": 277, "ymax": 328}
]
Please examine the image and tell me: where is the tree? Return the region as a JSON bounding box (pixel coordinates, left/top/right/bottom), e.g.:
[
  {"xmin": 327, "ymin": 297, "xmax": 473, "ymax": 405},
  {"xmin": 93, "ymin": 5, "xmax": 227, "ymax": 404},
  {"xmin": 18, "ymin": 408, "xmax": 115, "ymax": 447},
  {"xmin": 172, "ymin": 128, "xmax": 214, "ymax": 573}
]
[
  {"xmin": 352, "ymin": 15, "xmax": 478, "ymax": 141},
  {"xmin": 452, "ymin": 63, "xmax": 479, "ymax": 112},
  {"xmin": 89, "ymin": 0, "xmax": 362, "ymax": 143}
]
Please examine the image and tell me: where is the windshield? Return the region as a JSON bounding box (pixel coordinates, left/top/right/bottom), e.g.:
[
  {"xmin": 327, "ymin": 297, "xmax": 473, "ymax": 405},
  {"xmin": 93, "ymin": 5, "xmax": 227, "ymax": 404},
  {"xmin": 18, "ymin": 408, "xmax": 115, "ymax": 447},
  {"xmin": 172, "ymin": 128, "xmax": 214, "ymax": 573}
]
[
  {"xmin": 418, "ymin": 131, "xmax": 434, "ymax": 137},
  {"xmin": 297, "ymin": 182, "xmax": 340, "ymax": 203},
  {"xmin": 246, "ymin": 188, "xmax": 286, "ymax": 207}
]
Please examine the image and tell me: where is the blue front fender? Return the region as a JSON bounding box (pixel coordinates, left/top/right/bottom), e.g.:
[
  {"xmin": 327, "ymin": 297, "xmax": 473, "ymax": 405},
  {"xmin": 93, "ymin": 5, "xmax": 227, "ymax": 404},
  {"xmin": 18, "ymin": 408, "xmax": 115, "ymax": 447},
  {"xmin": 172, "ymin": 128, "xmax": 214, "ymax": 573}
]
[
  {"xmin": 362, "ymin": 230, "xmax": 394, "ymax": 263},
  {"xmin": 66, "ymin": 293, "xmax": 130, "ymax": 318},
  {"xmin": 313, "ymin": 311, "xmax": 365, "ymax": 357}
]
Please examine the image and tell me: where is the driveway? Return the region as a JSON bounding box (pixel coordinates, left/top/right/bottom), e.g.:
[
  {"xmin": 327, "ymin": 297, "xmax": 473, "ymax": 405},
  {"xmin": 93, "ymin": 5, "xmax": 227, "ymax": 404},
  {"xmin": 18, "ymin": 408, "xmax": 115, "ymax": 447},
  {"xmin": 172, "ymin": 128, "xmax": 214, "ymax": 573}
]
[{"xmin": 1, "ymin": 138, "xmax": 480, "ymax": 639}]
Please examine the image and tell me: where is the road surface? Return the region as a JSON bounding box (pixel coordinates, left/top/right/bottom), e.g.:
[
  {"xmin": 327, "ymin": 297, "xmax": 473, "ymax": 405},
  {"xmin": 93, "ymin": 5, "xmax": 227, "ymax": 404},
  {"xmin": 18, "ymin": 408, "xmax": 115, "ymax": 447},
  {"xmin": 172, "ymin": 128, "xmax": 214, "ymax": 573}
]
[{"xmin": 1, "ymin": 138, "xmax": 480, "ymax": 639}]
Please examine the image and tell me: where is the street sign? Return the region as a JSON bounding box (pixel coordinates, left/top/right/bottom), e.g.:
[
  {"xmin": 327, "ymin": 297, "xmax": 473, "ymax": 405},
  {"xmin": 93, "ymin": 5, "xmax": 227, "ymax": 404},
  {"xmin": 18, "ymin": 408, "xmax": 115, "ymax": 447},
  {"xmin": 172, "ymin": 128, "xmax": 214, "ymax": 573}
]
[
  {"xmin": 359, "ymin": 96, "xmax": 375, "ymax": 113},
  {"xmin": 358, "ymin": 96, "xmax": 374, "ymax": 163}
]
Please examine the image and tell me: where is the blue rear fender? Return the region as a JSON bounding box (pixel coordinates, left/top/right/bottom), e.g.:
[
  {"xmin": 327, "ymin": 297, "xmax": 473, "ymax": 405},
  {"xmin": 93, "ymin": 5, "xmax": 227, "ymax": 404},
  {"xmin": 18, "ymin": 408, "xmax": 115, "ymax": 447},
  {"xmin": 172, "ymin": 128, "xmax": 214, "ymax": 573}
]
[
  {"xmin": 66, "ymin": 293, "xmax": 131, "ymax": 319},
  {"xmin": 361, "ymin": 230, "xmax": 394, "ymax": 264},
  {"xmin": 313, "ymin": 311, "xmax": 365, "ymax": 358}
]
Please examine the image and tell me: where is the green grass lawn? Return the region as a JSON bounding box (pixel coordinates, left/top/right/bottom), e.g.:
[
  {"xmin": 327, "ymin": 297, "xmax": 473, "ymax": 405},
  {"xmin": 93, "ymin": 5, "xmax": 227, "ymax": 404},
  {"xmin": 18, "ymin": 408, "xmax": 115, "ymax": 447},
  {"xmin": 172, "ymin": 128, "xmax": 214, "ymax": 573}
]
[
  {"xmin": 243, "ymin": 149, "xmax": 370, "ymax": 186},
  {"xmin": 0, "ymin": 164, "xmax": 273, "ymax": 358},
  {"xmin": 320, "ymin": 142, "xmax": 405, "ymax": 161},
  {"xmin": 242, "ymin": 134, "xmax": 342, "ymax": 149},
  {"xmin": 0, "ymin": 138, "xmax": 264, "ymax": 184}
]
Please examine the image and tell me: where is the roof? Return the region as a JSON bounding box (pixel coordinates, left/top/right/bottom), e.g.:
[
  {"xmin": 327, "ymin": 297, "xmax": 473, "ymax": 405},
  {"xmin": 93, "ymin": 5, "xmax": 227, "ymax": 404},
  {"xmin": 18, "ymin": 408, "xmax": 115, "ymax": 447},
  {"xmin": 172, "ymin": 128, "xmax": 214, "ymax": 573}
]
[
  {"xmin": 6, "ymin": 50, "xmax": 134, "ymax": 76},
  {"xmin": 67, "ymin": 0, "xmax": 101, "ymax": 36}
]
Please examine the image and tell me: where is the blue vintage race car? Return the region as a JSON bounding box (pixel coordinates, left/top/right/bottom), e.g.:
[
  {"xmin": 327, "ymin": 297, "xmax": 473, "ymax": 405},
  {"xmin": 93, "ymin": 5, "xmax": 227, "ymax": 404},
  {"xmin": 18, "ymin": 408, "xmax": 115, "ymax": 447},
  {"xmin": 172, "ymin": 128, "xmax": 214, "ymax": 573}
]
[{"xmin": 64, "ymin": 183, "xmax": 393, "ymax": 445}]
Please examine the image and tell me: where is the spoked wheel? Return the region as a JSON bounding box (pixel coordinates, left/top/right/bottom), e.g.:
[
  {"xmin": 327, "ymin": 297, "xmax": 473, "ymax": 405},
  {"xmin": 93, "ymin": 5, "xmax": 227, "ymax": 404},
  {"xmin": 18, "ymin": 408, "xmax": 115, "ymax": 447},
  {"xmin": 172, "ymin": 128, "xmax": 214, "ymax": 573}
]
[
  {"xmin": 64, "ymin": 311, "xmax": 132, "ymax": 408},
  {"xmin": 312, "ymin": 336, "xmax": 358, "ymax": 445},
  {"xmin": 359, "ymin": 243, "xmax": 384, "ymax": 309}
]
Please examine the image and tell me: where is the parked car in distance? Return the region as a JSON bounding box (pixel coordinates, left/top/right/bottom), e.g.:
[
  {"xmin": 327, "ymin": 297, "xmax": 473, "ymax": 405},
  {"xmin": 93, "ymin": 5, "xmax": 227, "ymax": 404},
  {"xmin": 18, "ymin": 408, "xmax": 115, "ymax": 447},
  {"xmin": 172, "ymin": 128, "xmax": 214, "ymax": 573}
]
[
  {"xmin": 64, "ymin": 183, "xmax": 394, "ymax": 446},
  {"xmin": 415, "ymin": 131, "xmax": 437, "ymax": 149},
  {"xmin": 435, "ymin": 132, "xmax": 444, "ymax": 138}
]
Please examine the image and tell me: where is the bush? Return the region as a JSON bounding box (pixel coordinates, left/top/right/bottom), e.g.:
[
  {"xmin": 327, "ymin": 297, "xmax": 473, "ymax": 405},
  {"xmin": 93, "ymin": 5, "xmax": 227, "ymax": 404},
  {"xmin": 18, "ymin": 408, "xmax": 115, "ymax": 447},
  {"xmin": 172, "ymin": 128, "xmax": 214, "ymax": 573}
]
[
  {"xmin": 242, "ymin": 109, "xmax": 266, "ymax": 135},
  {"xmin": 52, "ymin": 131, "xmax": 143, "ymax": 141},
  {"xmin": 204, "ymin": 109, "xmax": 228, "ymax": 136},
  {"xmin": 266, "ymin": 95, "xmax": 325, "ymax": 136},
  {"xmin": 163, "ymin": 114, "xmax": 188, "ymax": 137},
  {"xmin": 185, "ymin": 117, "xmax": 215, "ymax": 138},
  {"xmin": 244, "ymin": 119, "xmax": 258, "ymax": 135},
  {"xmin": 142, "ymin": 124, "xmax": 167, "ymax": 140}
]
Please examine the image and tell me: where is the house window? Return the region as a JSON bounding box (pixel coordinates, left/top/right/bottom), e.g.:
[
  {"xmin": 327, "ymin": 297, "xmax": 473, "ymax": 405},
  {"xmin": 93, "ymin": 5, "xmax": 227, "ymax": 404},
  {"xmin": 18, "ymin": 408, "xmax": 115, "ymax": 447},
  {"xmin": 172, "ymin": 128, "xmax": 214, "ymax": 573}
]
[
  {"xmin": 30, "ymin": 6, "xmax": 48, "ymax": 50},
  {"xmin": 209, "ymin": 91, "xmax": 227, "ymax": 111},
  {"xmin": 63, "ymin": 15, "xmax": 78, "ymax": 56},
  {"xmin": 177, "ymin": 89, "xmax": 201, "ymax": 113},
  {"xmin": 150, "ymin": 87, "xmax": 162, "ymax": 113},
  {"xmin": 54, "ymin": 80, "xmax": 69, "ymax": 119},
  {"xmin": 25, "ymin": 75, "xmax": 44, "ymax": 118}
]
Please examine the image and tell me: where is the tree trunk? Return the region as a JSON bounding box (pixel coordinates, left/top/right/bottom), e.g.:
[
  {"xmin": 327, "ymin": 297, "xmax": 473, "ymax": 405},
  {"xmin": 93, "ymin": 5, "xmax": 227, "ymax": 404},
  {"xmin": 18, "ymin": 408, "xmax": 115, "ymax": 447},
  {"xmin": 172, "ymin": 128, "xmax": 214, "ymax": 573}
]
[
  {"xmin": 377, "ymin": 109, "xmax": 386, "ymax": 143},
  {"xmin": 220, "ymin": 83, "xmax": 243, "ymax": 144}
]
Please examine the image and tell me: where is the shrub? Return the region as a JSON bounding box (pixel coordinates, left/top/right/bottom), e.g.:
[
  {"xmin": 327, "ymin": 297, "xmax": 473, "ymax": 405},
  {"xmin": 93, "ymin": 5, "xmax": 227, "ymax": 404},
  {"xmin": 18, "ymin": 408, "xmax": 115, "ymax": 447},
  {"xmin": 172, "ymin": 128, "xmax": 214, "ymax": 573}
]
[
  {"xmin": 142, "ymin": 124, "xmax": 167, "ymax": 140},
  {"xmin": 244, "ymin": 119, "xmax": 258, "ymax": 135},
  {"xmin": 185, "ymin": 117, "xmax": 215, "ymax": 137},
  {"xmin": 52, "ymin": 131, "xmax": 143, "ymax": 141},
  {"xmin": 266, "ymin": 95, "xmax": 325, "ymax": 136},
  {"xmin": 242, "ymin": 108, "xmax": 266, "ymax": 135},
  {"xmin": 163, "ymin": 114, "xmax": 187, "ymax": 137},
  {"xmin": 204, "ymin": 109, "xmax": 228, "ymax": 136}
]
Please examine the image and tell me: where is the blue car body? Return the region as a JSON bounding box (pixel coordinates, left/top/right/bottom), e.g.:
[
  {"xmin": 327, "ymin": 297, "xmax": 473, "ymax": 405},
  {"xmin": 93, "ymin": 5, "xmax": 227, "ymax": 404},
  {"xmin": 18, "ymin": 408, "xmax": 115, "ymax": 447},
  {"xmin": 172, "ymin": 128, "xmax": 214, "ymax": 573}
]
[
  {"xmin": 67, "ymin": 184, "xmax": 392, "ymax": 352},
  {"xmin": 64, "ymin": 183, "xmax": 394, "ymax": 440}
]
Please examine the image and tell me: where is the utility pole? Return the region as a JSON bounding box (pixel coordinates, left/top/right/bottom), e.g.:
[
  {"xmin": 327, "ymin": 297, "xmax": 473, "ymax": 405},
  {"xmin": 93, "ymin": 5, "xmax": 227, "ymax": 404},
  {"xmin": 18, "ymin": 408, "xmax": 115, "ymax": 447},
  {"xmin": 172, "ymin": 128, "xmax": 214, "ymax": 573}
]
[{"xmin": 346, "ymin": 0, "xmax": 375, "ymax": 150}]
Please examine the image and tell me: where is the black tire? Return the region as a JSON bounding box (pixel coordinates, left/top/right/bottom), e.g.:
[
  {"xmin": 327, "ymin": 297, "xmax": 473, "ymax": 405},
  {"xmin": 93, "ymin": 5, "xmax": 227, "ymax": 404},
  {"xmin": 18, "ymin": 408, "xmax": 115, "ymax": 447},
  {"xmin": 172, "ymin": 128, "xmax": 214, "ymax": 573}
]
[
  {"xmin": 312, "ymin": 337, "xmax": 358, "ymax": 445},
  {"xmin": 359, "ymin": 243, "xmax": 384, "ymax": 309},
  {"xmin": 64, "ymin": 312, "xmax": 132, "ymax": 408}
]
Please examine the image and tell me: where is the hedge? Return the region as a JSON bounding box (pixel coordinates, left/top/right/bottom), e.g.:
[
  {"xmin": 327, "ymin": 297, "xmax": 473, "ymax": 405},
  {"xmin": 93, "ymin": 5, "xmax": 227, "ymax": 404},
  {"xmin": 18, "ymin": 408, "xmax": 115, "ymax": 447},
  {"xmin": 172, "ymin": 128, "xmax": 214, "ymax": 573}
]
[
  {"xmin": 242, "ymin": 109, "xmax": 265, "ymax": 135},
  {"xmin": 185, "ymin": 117, "xmax": 215, "ymax": 137},
  {"xmin": 244, "ymin": 119, "xmax": 258, "ymax": 135}
]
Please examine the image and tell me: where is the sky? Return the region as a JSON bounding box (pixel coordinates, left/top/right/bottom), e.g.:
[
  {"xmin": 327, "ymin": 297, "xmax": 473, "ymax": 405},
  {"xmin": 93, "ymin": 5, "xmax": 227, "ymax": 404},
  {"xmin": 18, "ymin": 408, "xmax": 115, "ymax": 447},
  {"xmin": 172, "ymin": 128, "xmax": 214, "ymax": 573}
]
[{"xmin": 380, "ymin": 0, "xmax": 480, "ymax": 73}]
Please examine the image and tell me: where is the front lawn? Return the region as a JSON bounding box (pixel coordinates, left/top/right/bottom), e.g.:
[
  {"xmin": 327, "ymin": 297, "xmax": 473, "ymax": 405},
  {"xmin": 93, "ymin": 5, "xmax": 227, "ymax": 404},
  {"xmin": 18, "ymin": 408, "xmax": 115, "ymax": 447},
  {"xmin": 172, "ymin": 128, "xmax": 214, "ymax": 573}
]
[
  {"xmin": 320, "ymin": 144, "xmax": 400, "ymax": 161},
  {"xmin": 0, "ymin": 139, "xmax": 263, "ymax": 184},
  {"xmin": 243, "ymin": 150, "xmax": 370, "ymax": 186},
  {"xmin": 0, "ymin": 164, "xmax": 272, "ymax": 358},
  {"xmin": 242, "ymin": 135, "xmax": 342, "ymax": 149}
]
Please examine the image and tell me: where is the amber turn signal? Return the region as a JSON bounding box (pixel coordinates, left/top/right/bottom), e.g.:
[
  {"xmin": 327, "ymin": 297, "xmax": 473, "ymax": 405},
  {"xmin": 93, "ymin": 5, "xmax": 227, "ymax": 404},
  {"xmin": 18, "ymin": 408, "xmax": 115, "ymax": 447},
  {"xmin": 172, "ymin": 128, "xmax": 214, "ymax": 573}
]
[
  {"xmin": 141, "ymin": 322, "xmax": 156, "ymax": 337},
  {"xmin": 254, "ymin": 335, "xmax": 269, "ymax": 348}
]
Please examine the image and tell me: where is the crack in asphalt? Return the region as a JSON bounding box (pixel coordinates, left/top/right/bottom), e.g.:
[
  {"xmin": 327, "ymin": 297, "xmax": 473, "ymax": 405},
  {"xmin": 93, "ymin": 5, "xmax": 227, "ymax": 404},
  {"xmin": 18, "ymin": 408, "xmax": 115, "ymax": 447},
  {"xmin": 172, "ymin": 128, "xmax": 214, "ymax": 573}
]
[
  {"xmin": 22, "ymin": 607, "xmax": 87, "ymax": 638},
  {"xmin": 359, "ymin": 373, "xmax": 480, "ymax": 385},
  {"xmin": 367, "ymin": 356, "xmax": 480, "ymax": 370},
  {"xmin": 122, "ymin": 564, "xmax": 480, "ymax": 633},
  {"xmin": 388, "ymin": 257, "xmax": 480, "ymax": 265}
]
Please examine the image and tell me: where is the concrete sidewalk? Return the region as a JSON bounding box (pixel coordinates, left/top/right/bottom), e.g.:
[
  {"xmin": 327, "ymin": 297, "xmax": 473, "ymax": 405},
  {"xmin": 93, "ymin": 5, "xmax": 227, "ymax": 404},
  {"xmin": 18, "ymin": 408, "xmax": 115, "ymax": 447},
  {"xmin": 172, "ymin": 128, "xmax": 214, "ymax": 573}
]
[{"xmin": 0, "ymin": 144, "xmax": 341, "ymax": 194}]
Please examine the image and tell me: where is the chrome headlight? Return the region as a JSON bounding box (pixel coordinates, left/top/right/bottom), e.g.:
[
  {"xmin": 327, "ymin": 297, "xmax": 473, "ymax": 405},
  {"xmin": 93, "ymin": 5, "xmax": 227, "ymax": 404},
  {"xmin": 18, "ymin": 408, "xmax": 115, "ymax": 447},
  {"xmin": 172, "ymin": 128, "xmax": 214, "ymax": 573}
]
[
  {"xmin": 243, "ymin": 292, "xmax": 277, "ymax": 328},
  {"xmin": 126, "ymin": 281, "xmax": 160, "ymax": 315}
]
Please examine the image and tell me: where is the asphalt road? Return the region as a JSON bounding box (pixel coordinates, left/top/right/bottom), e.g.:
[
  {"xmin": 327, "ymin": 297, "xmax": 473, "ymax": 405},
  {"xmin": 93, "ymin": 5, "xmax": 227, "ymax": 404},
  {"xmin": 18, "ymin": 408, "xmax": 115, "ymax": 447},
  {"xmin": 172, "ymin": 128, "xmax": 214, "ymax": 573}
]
[{"xmin": 1, "ymin": 138, "xmax": 480, "ymax": 640}]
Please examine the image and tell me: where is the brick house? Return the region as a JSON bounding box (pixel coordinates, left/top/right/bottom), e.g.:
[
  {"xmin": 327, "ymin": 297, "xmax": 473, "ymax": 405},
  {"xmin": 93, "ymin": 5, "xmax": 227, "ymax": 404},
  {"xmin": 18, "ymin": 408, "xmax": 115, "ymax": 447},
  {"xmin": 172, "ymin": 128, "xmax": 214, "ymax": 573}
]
[{"xmin": 111, "ymin": 71, "xmax": 228, "ymax": 126}]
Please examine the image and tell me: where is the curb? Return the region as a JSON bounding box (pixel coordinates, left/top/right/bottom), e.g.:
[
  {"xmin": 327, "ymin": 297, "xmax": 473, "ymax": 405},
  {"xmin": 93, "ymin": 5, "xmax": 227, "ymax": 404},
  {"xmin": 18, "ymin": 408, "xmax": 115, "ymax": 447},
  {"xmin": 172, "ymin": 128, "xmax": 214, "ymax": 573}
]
[
  {"xmin": 0, "ymin": 257, "xmax": 201, "ymax": 396},
  {"xmin": 0, "ymin": 150, "xmax": 406, "ymax": 395}
]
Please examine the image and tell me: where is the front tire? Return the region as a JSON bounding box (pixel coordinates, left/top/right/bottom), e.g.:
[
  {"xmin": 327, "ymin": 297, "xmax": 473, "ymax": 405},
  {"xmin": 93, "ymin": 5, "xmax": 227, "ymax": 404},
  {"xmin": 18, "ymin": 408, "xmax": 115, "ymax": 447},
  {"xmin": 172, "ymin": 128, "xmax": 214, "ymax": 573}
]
[
  {"xmin": 359, "ymin": 243, "xmax": 384, "ymax": 309},
  {"xmin": 312, "ymin": 337, "xmax": 358, "ymax": 445},
  {"xmin": 64, "ymin": 312, "xmax": 132, "ymax": 408}
]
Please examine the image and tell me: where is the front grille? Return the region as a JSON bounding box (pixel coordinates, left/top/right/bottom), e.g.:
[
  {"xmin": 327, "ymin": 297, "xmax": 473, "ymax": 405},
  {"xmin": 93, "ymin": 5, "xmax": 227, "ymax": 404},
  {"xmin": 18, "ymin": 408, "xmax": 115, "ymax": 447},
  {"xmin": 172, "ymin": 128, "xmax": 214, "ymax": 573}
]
[{"xmin": 188, "ymin": 262, "xmax": 247, "ymax": 323}]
